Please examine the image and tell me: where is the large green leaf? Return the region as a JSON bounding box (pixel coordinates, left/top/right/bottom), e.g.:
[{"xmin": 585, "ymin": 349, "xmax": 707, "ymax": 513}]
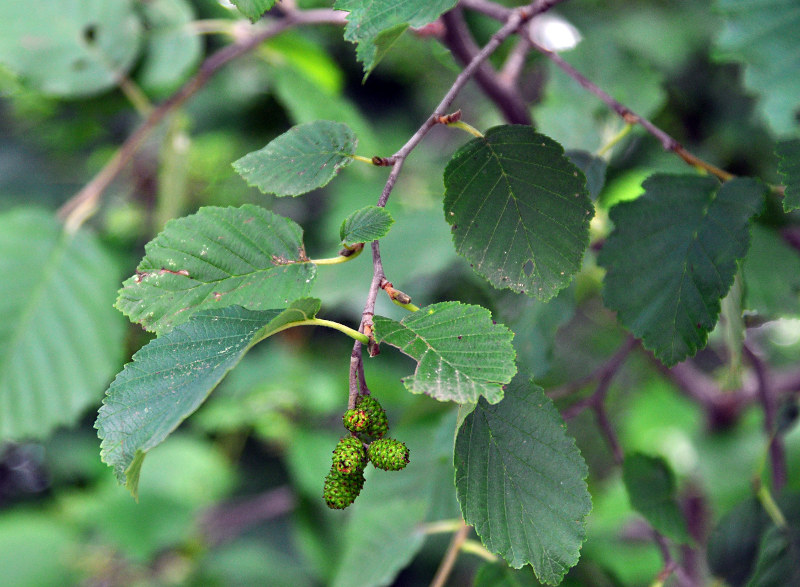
[
  {"xmin": 373, "ymin": 302, "xmax": 516, "ymax": 404},
  {"xmin": 335, "ymin": 0, "xmax": 458, "ymax": 74},
  {"xmin": 443, "ymin": 125, "xmax": 594, "ymax": 302},
  {"xmin": 0, "ymin": 0, "xmax": 142, "ymax": 97},
  {"xmin": 232, "ymin": 121, "xmax": 357, "ymax": 197},
  {"xmin": 599, "ymin": 175, "xmax": 766, "ymax": 366},
  {"xmin": 714, "ymin": 0, "xmax": 800, "ymax": 135},
  {"xmin": 116, "ymin": 205, "xmax": 315, "ymax": 334},
  {"xmin": 231, "ymin": 0, "xmax": 276, "ymax": 23},
  {"xmin": 454, "ymin": 376, "xmax": 591, "ymax": 584},
  {"xmin": 622, "ymin": 453, "xmax": 690, "ymax": 544},
  {"xmin": 96, "ymin": 299, "xmax": 320, "ymax": 498},
  {"xmin": 0, "ymin": 208, "xmax": 125, "ymax": 440},
  {"xmin": 776, "ymin": 139, "xmax": 800, "ymax": 212},
  {"xmin": 136, "ymin": 0, "xmax": 201, "ymax": 96},
  {"xmin": 339, "ymin": 205, "xmax": 394, "ymax": 246}
]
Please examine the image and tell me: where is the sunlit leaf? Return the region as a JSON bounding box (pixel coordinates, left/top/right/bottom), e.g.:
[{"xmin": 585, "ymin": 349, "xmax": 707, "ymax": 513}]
[
  {"xmin": 232, "ymin": 121, "xmax": 357, "ymax": 197},
  {"xmin": 454, "ymin": 376, "xmax": 591, "ymax": 584},
  {"xmin": 776, "ymin": 139, "xmax": 800, "ymax": 212},
  {"xmin": 443, "ymin": 125, "xmax": 593, "ymax": 301},
  {"xmin": 599, "ymin": 175, "xmax": 766, "ymax": 366},
  {"xmin": 339, "ymin": 206, "xmax": 394, "ymax": 246},
  {"xmin": 116, "ymin": 205, "xmax": 315, "ymax": 334},
  {"xmin": 373, "ymin": 302, "xmax": 516, "ymax": 404},
  {"xmin": 0, "ymin": 208, "xmax": 126, "ymax": 440},
  {"xmin": 96, "ymin": 299, "xmax": 320, "ymax": 498}
]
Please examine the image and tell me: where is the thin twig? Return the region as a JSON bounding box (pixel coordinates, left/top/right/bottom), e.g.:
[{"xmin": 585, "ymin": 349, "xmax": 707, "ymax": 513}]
[
  {"xmin": 57, "ymin": 9, "xmax": 347, "ymax": 233},
  {"xmin": 429, "ymin": 521, "xmax": 472, "ymax": 587},
  {"xmin": 744, "ymin": 343, "xmax": 787, "ymax": 492}
]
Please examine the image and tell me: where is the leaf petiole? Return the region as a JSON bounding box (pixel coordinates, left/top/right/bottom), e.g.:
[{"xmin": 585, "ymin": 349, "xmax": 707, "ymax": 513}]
[
  {"xmin": 596, "ymin": 123, "xmax": 633, "ymax": 157},
  {"xmin": 350, "ymin": 154, "xmax": 378, "ymax": 165},
  {"xmin": 311, "ymin": 244, "xmax": 364, "ymax": 265},
  {"xmin": 264, "ymin": 318, "xmax": 370, "ymax": 344},
  {"xmin": 392, "ymin": 299, "xmax": 420, "ymax": 312},
  {"xmin": 447, "ymin": 120, "xmax": 484, "ymax": 138}
]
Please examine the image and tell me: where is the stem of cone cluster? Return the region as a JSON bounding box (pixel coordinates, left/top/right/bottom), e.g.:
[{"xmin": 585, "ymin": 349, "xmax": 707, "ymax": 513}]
[
  {"xmin": 448, "ymin": 120, "xmax": 484, "ymax": 138},
  {"xmin": 269, "ymin": 319, "xmax": 370, "ymax": 344}
]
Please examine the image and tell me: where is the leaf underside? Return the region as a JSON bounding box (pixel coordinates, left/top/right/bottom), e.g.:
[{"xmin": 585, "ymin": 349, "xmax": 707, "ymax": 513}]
[
  {"xmin": 373, "ymin": 302, "xmax": 516, "ymax": 404},
  {"xmin": 776, "ymin": 138, "xmax": 800, "ymax": 212},
  {"xmin": 599, "ymin": 175, "xmax": 766, "ymax": 366},
  {"xmin": 454, "ymin": 376, "xmax": 591, "ymax": 584},
  {"xmin": 96, "ymin": 299, "xmax": 320, "ymax": 498},
  {"xmin": 443, "ymin": 125, "xmax": 594, "ymax": 302},
  {"xmin": 232, "ymin": 120, "xmax": 357, "ymax": 196},
  {"xmin": 116, "ymin": 204, "xmax": 315, "ymax": 335}
]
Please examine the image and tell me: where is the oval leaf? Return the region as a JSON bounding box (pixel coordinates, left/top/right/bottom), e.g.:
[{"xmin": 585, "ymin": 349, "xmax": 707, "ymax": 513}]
[
  {"xmin": 373, "ymin": 302, "xmax": 516, "ymax": 404},
  {"xmin": 443, "ymin": 125, "xmax": 594, "ymax": 301},
  {"xmin": 96, "ymin": 299, "xmax": 320, "ymax": 498},
  {"xmin": 0, "ymin": 208, "xmax": 126, "ymax": 440},
  {"xmin": 116, "ymin": 204, "xmax": 315, "ymax": 334},
  {"xmin": 232, "ymin": 121, "xmax": 357, "ymax": 196},
  {"xmin": 599, "ymin": 175, "xmax": 766, "ymax": 366},
  {"xmin": 454, "ymin": 376, "xmax": 591, "ymax": 584},
  {"xmin": 776, "ymin": 138, "xmax": 800, "ymax": 212},
  {"xmin": 339, "ymin": 205, "xmax": 394, "ymax": 246}
]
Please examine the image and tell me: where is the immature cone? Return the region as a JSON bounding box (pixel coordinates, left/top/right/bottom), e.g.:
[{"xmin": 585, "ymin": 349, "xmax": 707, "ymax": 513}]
[
  {"xmin": 323, "ymin": 468, "xmax": 366, "ymax": 509},
  {"xmin": 356, "ymin": 395, "xmax": 389, "ymax": 438},
  {"xmin": 367, "ymin": 438, "xmax": 410, "ymax": 471},
  {"xmin": 343, "ymin": 409, "xmax": 369, "ymax": 434},
  {"xmin": 332, "ymin": 436, "xmax": 367, "ymax": 475}
]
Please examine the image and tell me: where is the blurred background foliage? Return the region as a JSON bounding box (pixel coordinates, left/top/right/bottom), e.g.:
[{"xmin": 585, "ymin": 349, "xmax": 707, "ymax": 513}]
[{"xmin": 1, "ymin": 0, "xmax": 799, "ymax": 585}]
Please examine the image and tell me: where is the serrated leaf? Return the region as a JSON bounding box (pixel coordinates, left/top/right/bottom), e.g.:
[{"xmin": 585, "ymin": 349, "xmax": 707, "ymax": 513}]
[
  {"xmin": 116, "ymin": 205, "xmax": 315, "ymax": 335},
  {"xmin": 373, "ymin": 302, "xmax": 516, "ymax": 404},
  {"xmin": 96, "ymin": 299, "xmax": 320, "ymax": 498},
  {"xmin": 622, "ymin": 453, "xmax": 690, "ymax": 544},
  {"xmin": 231, "ymin": 0, "xmax": 276, "ymax": 22},
  {"xmin": 335, "ymin": 0, "xmax": 457, "ymax": 74},
  {"xmin": 0, "ymin": 0, "xmax": 142, "ymax": 97},
  {"xmin": 454, "ymin": 376, "xmax": 591, "ymax": 584},
  {"xmin": 714, "ymin": 0, "xmax": 800, "ymax": 135},
  {"xmin": 339, "ymin": 206, "xmax": 394, "ymax": 246},
  {"xmin": 599, "ymin": 175, "xmax": 766, "ymax": 366},
  {"xmin": 776, "ymin": 139, "xmax": 800, "ymax": 212},
  {"xmin": 232, "ymin": 121, "xmax": 357, "ymax": 197},
  {"xmin": 443, "ymin": 125, "xmax": 594, "ymax": 301},
  {"xmin": 0, "ymin": 208, "xmax": 126, "ymax": 440}
]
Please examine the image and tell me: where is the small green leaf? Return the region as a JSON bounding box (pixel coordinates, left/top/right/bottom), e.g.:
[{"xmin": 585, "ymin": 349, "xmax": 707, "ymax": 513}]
[
  {"xmin": 230, "ymin": 0, "xmax": 276, "ymax": 22},
  {"xmin": 776, "ymin": 139, "xmax": 800, "ymax": 212},
  {"xmin": 96, "ymin": 299, "xmax": 320, "ymax": 498},
  {"xmin": 0, "ymin": 0, "xmax": 142, "ymax": 97},
  {"xmin": 454, "ymin": 376, "xmax": 591, "ymax": 584},
  {"xmin": 232, "ymin": 121, "xmax": 357, "ymax": 197},
  {"xmin": 116, "ymin": 205, "xmax": 315, "ymax": 334},
  {"xmin": 443, "ymin": 125, "xmax": 594, "ymax": 301},
  {"xmin": 335, "ymin": 0, "xmax": 458, "ymax": 74},
  {"xmin": 373, "ymin": 302, "xmax": 516, "ymax": 404},
  {"xmin": 0, "ymin": 208, "xmax": 126, "ymax": 440},
  {"xmin": 599, "ymin": 175, "xmax": 766, "ymax": 366},
  {"xmin": 622, "ymin": 453, "xmax": 691, "ymax": 544},
  {"xmin": 339, "ymin": 206, "xmax": 394, "ymax": 246}
]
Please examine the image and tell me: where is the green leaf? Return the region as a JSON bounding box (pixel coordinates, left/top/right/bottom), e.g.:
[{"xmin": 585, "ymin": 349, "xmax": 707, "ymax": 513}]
[
  {"xmin": 115, "ymin": 205, "xmax": 315, "ymax": 334},
  {"xmin": 599, "ymin": 175, "xmax": 766, "ymax": 366},
  {"xmin": 232, "ymin": 121, "xmax": 357, "ymax": 197},
  {"xmin": 0, "ymin": 208, "xmax": 126, "ymax": 440},
  {"xmin": 454, "ymin": 376, "xmax": 591, "ymax": 584},
  {"xmin": 746, "ymin": 494, "xmax": 800, "ymax": 587},
  {"xmin": 474, "ymin": 562, "xmax": 542, "ymax": 587},
  {"xmin": 622, "ymin": 453, "xmax": 691, "ymax": 543},
  {"xmin": 0, "ymin": 0, "xmax": 142, "ymax": 97},
  {"xmin": 714, "ymin": 0, "xmax": 800, "ymax": 136},
  {"xmin": 707, "ymin": 498, "xmax": 769, "ymax": 587},
  {"xmin": 742, "ymin": 225, "xmax": 800, "ymax": 317},
  {"xmin": 335, "ymin": 0, "xmax": 458, "ymax": 74},
  {"xmin": 566, "ymin": 150, "xmax": 608, "ymax": 200},
  {"xmin": 231, "ymin": 0, "xmax": 276, "ymax": 23},
  {"xmin": 443, "ymin": 125, "xmax": 594, "ymax": 301},
  {"xmin": 373, "ymin": 302, "xmax": 516, "ymax": 404},
  {"xmin": 96, "ymin": 299, "xmax": 320, "ymax": 498},
  {"xmin": 339, "ymin": 206, "xmax": 394, "ymax": 246},
  {"xmin": 136, "ymin": 0, "xmax": 201, "ymax": 96},
  {"xmin": 776, "ymin": 139, "xmax": 800, "ymax": 212}
]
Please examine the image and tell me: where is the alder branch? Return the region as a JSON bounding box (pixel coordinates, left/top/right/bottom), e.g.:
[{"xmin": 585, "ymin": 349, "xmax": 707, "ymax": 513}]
[{"xmin": 57, "ymin": 8, "xmax": 347, "ymax": 233}]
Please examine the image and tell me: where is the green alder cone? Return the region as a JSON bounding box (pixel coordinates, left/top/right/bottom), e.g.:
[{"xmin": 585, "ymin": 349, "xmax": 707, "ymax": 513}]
[
  {"xmin": 342, "ymin": 408, "xmax": 369, "ymax": 433},
  {"xmin": 356, "ymin": 395, "xmax": 389, "ymax": 438},
  {"xmin": 367, "ymin": 438, "xmax": 410, "ymax": 471},
  {"xmin": 332, "ymin": 436, "xmax": 367, "ymax": 475},
  {"xmin": 323, "ymin": 468, "xmax": 366, "ymax": 509}
]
